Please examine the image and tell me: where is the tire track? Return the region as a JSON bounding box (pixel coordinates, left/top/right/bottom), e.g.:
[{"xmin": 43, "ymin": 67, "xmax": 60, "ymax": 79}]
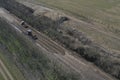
[{"xmin": 0, "ymin": 59, "xmax": 14, "ymax": 80}]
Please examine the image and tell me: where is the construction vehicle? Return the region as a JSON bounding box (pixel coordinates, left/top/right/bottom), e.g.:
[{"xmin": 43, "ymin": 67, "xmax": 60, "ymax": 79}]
[
  {"xmin": 20, "ymin": 21, "xmax": 37, "ymax": 40},
  {"xmin": 58, "ymin": 16, "xmax": 69, "ymax": 24},
  {"xmin": 27, "ymin": 29, "xmax": 38, "ymax": 40},
  {"xmin": 20, "ymin": 21, "xmax": 25, "ymax": 25},
  {"xmin": 20, "ymin": 21, "xmax": 29, "ymax": 28}
]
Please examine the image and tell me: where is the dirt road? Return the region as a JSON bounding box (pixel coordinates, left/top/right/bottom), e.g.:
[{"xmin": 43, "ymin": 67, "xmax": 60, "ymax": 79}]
[{"xmin": 0, "ymin": 8, "xmax": 116, "ymax": 80}]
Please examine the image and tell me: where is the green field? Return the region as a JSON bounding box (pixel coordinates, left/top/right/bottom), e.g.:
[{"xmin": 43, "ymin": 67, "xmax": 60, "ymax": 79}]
[
  {"xmin": 0, "ymin": 20, "xmax": 27, "ymax": 80},
  {"xmin": 0, "ymin": 50, "xmax": 27, "ymax": 80},
  {"xmin": 0, "ymin": 73, "xmax": 5, "ymax": 80}
]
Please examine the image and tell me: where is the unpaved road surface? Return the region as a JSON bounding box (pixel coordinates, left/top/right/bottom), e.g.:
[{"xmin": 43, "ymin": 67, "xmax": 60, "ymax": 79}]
[{"xmin": 0, "ymin": 8, "xmax": 116, "ymax": 80}]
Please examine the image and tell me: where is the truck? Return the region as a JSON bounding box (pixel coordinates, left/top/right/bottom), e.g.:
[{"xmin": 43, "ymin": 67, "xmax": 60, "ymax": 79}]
[{"xmin": 20, "ymin": 21, "xmax": 29, "ymax": 28}]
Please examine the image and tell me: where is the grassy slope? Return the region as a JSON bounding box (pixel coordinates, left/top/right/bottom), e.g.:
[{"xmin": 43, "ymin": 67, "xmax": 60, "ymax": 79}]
[
  {"xmin": 0, "ymin": 20, "xmax": 26, "ymax": 80},
  {"xmin": 0, "ymin": 19, "xmax": 79, "ymax": 80}
]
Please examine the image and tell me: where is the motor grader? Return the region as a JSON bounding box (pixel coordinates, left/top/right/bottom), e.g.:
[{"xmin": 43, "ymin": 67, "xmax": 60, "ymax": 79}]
[
  {"xmin": 20, "ymin": 21, "xmax": 38, "ymax": 40},
  {"xmin": 27, "ymin": 29, "xmax": 38, "ymax": 40},
  {"xmin": 20, "ymin": 21, "xmax": 29, "ymax": 28}
]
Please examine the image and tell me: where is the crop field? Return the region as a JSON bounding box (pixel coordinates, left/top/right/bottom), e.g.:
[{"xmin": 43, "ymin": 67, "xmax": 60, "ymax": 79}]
[
  {"xmin": 0, "ymin": 73, "xmax": 5, "ymax": 80},
  {"xmin": 34, "ymin": 0, "xmax": 120, "ymax": 27}
]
